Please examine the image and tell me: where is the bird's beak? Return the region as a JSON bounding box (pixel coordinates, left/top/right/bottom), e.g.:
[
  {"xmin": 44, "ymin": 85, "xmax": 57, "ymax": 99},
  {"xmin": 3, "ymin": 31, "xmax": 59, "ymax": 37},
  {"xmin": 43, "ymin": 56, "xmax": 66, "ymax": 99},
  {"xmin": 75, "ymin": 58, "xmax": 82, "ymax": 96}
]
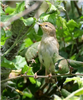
[{"xmin": 37, "ymin": 22, "xmax": 42, "ymax": 26}]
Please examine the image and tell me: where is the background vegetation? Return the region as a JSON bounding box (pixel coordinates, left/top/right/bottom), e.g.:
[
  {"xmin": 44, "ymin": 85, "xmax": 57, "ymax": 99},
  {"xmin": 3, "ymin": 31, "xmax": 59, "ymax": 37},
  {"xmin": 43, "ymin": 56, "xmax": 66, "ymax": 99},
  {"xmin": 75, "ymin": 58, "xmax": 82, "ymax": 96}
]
[{"xmin": 1, "ymin": 0, "xmax": 83, "ymax": 100}]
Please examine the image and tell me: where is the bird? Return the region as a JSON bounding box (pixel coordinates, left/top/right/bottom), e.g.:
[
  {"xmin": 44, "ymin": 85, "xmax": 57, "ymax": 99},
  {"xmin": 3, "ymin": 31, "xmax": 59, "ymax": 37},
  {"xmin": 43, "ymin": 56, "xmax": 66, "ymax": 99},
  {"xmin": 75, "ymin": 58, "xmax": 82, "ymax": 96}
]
[
  {"xmin": 38, "ymin": 22, "xmax": 59, "ymax": 76},
  {"xmin": 25, "ymin": 22, "xmax": 83, "ymax": 81},
  {"xmin": 25, "ymin": 22, "xmax": 83, "ymax": 80}
]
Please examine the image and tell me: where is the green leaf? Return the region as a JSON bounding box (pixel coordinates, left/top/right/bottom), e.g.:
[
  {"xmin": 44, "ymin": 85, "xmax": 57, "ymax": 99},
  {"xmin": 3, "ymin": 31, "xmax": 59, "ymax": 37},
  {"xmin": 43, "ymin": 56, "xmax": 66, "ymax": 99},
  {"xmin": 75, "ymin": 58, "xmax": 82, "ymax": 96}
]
[
  {"xmin": 24, "ymin": 38, "xmax": 33, "ymax": 48},
  {"xmin": 64, "ymin": 77, "xmax": 79, "ymax": 84},
  {"xmin": 23, "ymin": 91, "xmax": 33, "ymax": 98},
  {"xmin": 5, "ymin": 30, "xmax": 12, "ymax": 37},
  {"xmin": 39, "ymin": 13, "xmax": 49, "ymax": 21},
  {"xmin": 1, "ymin": 28, "xmax": 5, "ymax": 36},
  {"xmin": 68, "ymin": 59, "xmax": 83, "ymax": 69},
  {"xmin": 21, "ymin": 17, "xmax": 35, "ymax": 26},
  {"xmin": 14, "ymin": 1, "xmax": 25, "ymax": 13},
  {"xmin": 62, "ymin": 18, "xmax": 67, "ymax": 30},
  {"xmin": 61, "ymin": 89, "xmax": 70, "ymax": 98},
  {"xmin": 74, "ymin": 29, "xmax": 83, "ymax": 37},
  {"xmin": 1, "ymin": 28, "xmax": 8, "ymax": 46},
  {"xmin": 1, "ymin": 14, "xmax": 14, "ymax": 22},
  {"xmin": 46, "ymin": 1, "xmax": 58, "ymax": 13},
  {"xmin": 67, "ymin": 19, "xmax": 79, "ymax": 31},
  {"xmin": 22, "ymin": 65, "xmax": 41, "ymax": 86},
  {"xmin": 12, "ymin": 55, "xmax": 27, "ymax": 69},
  {"xmin": 1, "ymin": 57, "xmax": 15, "ymax": 69},
  {"xmin": 56, "ymin": 16, "xmax": 67, "ymax": 31},
  {"xmin": 22, "ymin": 65, "xmax": 29, "ymax": 74},
  {"xmin": 56, "ymin": 17, "xmax": 78, "ymax": 42},
  {"xmin": 27, "ymin": 28, "xmax": 41, "ymax": 41},
  {"xmin": 46, "ymin": 1, "xmax": 60, "ymax": 15},
  {"xmin": 1, "ymin": 28, "xmax": 12, "ymax": 46},
  {"xmin": 22, "ymin": 64, "xmax": 36, "ymax": 84},
  {"xmin": 54, "ymin": 94, "xmax": 62, "ymax": 100},
  {"xmin": 65, "ymin": 88, "xmax": 83, "ymax": 100},
  {"xmin": 36, "ymin": 81, "xmax": 41, "ymax": 87},
  {"xmin": 57, "ymin": 0, "xmax": 63, "ymax": 2},
  {"xmin": 27, "ymin": 67, "xmax": 36, "ymax": 84},
  {"xmin": 5, "ymin": 6, "xmax": 15, "ymax": 14},
  {"xmin": 75, "ymin": 89, "xmax": 83, "ymax": 96},
  {"xmin": 25, "ymin": 42, "xmax": 40, "ymax": 62},
  {"xmin": 58, "ymin": 5, "xmax": 66, "ymax": 12},
  {"xmin": 64, "ymin": 77, "xmax": 83, "ymax": 88},
  {"xmin": 1, "ymin": 38, "xmax": 6, "ymax": 46},
  {"xmin": 39, "ymin": 13, "xmax": 56, "ymax": 25},
  {"xmin": 56, "ymin": 16, "xmax": 70, "ymax": 40}
]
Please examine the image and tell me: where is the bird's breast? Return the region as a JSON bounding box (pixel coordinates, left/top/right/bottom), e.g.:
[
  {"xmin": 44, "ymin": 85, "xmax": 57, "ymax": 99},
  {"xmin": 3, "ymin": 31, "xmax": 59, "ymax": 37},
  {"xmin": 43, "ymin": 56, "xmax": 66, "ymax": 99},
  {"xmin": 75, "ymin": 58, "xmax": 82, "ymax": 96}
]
[
  {"xmin": 41, "ymin": 36, "xmax": 59, "ymax": 53},
  {"xmin": 38, "ymin": 36, "xmax": 59, "ymax": 69}
]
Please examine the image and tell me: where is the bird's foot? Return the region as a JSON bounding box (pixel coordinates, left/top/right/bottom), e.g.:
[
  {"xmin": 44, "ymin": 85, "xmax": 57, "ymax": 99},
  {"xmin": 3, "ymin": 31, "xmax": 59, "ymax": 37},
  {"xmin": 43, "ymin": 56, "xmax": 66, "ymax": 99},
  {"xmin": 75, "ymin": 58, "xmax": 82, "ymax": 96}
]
[
  {"xmin": 34, "ymin": 72, "xmax": 38, "ymax": 79},
  {"xmin": 48, "ymin": 73, "xmax": 52, "ymax": 78},
  {"xmin": 45, "ymin": 73, "xmax": 54, "ymax": 83}
]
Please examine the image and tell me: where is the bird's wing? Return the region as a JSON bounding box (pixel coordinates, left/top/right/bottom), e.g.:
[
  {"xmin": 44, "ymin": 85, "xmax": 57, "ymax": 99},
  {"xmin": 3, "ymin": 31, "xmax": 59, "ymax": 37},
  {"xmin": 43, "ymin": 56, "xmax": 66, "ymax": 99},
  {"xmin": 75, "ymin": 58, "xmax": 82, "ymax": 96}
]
[
  {"xmin": 52, "ymin": 53, "xmax": 69, "ymax": 74},
  {"xmin": 25, "ymin": 42, "xmax": 40, "ymax": 62}
]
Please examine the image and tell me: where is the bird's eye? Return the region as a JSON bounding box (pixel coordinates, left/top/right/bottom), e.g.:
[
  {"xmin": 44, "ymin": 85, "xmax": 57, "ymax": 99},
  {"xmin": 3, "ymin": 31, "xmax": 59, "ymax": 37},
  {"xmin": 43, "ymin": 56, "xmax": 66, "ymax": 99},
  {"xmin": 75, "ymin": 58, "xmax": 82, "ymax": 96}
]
[{"xmin": 45, "ymin": 25, "xmax": 48, "ymax": 27}]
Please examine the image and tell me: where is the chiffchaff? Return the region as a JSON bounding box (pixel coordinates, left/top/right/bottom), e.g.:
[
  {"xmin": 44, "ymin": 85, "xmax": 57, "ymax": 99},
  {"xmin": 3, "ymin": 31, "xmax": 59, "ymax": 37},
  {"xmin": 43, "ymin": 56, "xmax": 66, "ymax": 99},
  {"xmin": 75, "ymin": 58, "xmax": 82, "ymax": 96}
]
[{"xmin": 38, "ymin": 22, "xmax": 59, "ymax": 76}]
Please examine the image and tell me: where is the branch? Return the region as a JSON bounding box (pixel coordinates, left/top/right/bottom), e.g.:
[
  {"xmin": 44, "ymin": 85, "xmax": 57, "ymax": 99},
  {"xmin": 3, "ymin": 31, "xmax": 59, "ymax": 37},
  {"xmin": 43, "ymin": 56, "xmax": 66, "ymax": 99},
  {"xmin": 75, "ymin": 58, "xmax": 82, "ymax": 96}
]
[
  {"xmin": 1, "ymin": 73, "xmax": 83, "ymax": 84},
  {"xmin": 63, "ymin": 1, "xmax": 69, "ymax": 21},
  {"xmin": 71, "ymin": 1, "xmax": 75, "ymax": 19},
  {"xmin": 74, "ymin": 1, "xmax": 82, "ymax": 16},
  {"xmin": 1, "ymin": 1, "xmax": 42, "ymax": 27}
]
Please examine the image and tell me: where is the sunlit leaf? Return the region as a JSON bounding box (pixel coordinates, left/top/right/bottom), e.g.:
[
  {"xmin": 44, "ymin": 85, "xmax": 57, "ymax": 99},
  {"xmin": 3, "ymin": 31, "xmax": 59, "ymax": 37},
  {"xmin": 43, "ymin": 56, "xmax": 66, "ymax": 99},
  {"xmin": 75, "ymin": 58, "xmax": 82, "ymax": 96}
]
[
  {"xmin": 25, "ymin": 42, "xmax": 39, "ymax": 62},
  {"xmin": 14, "ymin": 1, "xmax": 25, "ymax": 13},
  {"xmin": 5, "ymin": 6, "xmax": 15, "ymax": 14},
  {"xmin": 12, "ymin": 55, "xmax": 27, "ymax": 69},
  {"xmin": 67, "ymin": 19, "xmax": 80, "ymax": 31},
  {"xmin": 21, "ymin": 17, "xmax": 35, "ymax": 26},
  {"xmin": 23, "ymin": 91, "xmax": 33, "ymax": 98},
  {"xmin": 1, "ymin": 57, "xmax": 15, "ymax": 69}
]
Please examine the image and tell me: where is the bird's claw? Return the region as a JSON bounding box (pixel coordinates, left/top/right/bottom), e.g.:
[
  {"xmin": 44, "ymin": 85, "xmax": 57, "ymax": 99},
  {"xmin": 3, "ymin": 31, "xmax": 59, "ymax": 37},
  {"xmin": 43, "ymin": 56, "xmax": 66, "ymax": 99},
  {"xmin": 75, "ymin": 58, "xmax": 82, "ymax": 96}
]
[
  {"xmin": 34, "ymin": 73, "xmax": 38, "ymax": 79},
  {"xmin": 48, "ymin": 73, "xmax": 52, "ymax": 78}
]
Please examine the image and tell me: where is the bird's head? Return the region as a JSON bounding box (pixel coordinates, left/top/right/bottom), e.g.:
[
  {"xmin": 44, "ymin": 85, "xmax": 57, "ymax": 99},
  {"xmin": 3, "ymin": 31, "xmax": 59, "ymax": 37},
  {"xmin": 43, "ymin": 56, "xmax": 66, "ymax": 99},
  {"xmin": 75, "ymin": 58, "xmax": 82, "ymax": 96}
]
[{"xmin": 39, "ymin": 22, "xmax": 56, "ymax": 36}]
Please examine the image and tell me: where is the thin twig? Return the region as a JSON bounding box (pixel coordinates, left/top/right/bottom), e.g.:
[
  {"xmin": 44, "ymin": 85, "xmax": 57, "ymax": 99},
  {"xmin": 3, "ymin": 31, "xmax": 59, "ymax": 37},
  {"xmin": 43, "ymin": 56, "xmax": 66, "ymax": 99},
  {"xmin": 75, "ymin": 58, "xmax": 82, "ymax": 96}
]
[
  {"xmin": 63, "ymin": 1, "xmax": 69, "ymax": 21},
  {"xmin": 74, "ymin": 1, "xmax": 82, "ymax": 16},
  {"xmin": 1, "ymin": 73, "xmax": 83, "ymax": 84},
  {"xmin": 3, "ymin": 24, "xmax": 34, "ymax": 57}
]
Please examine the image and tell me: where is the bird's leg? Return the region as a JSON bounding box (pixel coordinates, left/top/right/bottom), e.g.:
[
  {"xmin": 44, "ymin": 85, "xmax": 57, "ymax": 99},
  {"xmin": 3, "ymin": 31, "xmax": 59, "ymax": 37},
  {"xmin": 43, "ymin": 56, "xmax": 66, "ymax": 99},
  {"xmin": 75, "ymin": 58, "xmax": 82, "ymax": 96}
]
[
  {"xmin": 45, "ymin": 67, "xmax": 53, "ymax": 83},
  {"xmin": 69, "ymin": 66, "xmax": 74, "ymax": 74},
  {"xmin": 45, "ymin": 67, "xmax": 47, "ymax": 76},
  {"xmin": 34, "ymin": 64, "xmax": 42, "ymax": 78},
  {"xmin": 47, "ymin": 64, "xmax": 52, "ymax": 77},
  {"xmin": 45, "ymin": 68, "xmax": 49, "ymax": 83}
]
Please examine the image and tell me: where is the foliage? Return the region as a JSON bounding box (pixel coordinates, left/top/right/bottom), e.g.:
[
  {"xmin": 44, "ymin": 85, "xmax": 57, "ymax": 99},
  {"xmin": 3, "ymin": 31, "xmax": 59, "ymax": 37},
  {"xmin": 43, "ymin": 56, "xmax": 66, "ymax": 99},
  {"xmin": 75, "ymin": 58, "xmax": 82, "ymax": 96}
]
[{"xmin": 1, "ymin": 0, "xmax": 83, "ymax": 100}]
